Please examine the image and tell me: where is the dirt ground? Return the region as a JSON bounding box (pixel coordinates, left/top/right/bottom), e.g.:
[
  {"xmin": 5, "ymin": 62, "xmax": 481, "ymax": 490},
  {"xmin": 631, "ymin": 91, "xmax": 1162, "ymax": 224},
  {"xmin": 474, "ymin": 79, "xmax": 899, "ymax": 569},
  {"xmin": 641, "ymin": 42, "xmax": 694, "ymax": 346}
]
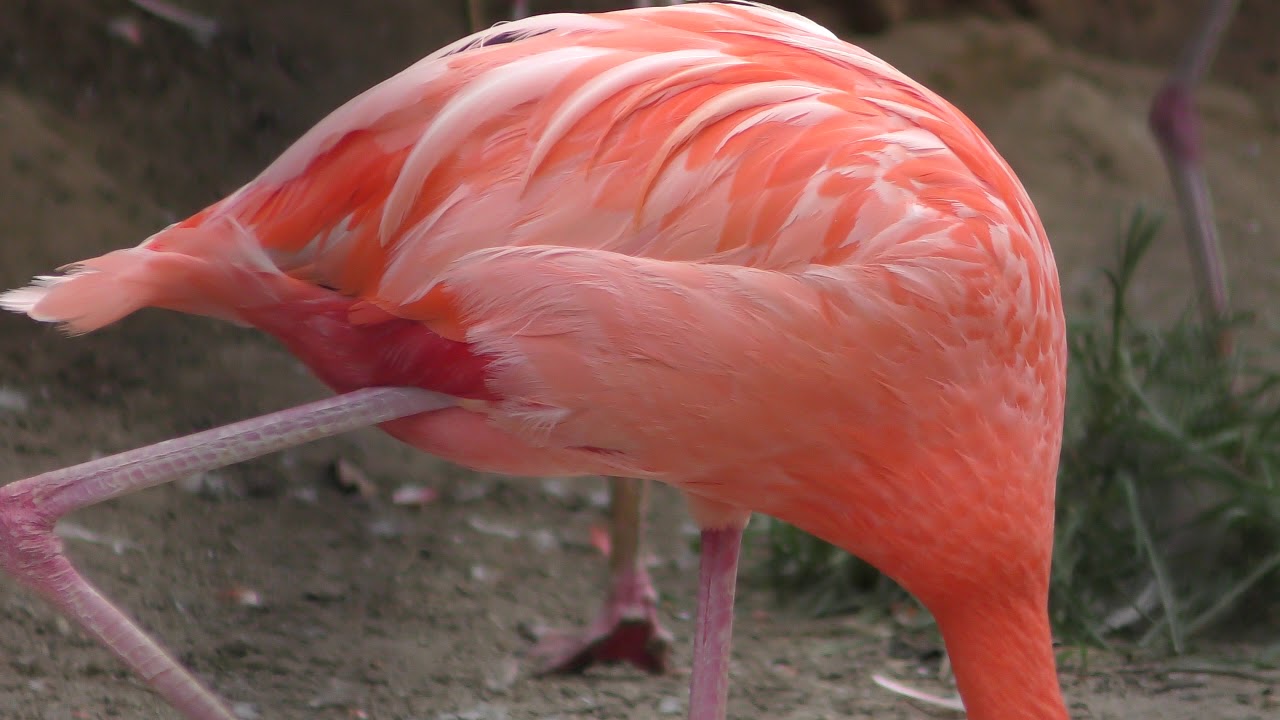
[{"xmin": 1, "ymin": 1, "xmax": 1278, "ymax": 719}]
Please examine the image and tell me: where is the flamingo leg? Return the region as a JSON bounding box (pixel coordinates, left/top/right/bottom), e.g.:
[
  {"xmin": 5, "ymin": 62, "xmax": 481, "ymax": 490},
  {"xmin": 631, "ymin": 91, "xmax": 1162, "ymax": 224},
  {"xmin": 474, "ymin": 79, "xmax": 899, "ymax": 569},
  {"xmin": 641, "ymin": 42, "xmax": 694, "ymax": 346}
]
[
  {"xmin": 687, "ymin": 523, "xmax": 744, "ymax": 720},
  {"xmin": 529, "ymin": 476, "xmax": 673, "ymax": 675},
  {"xmin": 0, "ymin": 387, "xmax": 454, "ymax": 720},
  {"xmin": 1148, "ymin": 0, "xmax": 1240, "ymax": 353}
]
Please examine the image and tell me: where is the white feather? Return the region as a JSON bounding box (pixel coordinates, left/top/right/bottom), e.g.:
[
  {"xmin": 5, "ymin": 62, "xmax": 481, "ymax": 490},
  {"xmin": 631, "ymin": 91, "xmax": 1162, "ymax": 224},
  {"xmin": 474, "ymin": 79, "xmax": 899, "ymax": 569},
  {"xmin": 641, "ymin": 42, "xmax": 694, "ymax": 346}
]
[
  {"xmin": 863, "ymin": 96, "xmax": 944, "ymax": 125},
  {"xmin": 710, "ymin": 99, "xmax": 843, "ymax": 157},
  {"xmin": 0, "ymin": 274, "xmax": 72, "ymax": 320},
  {"xmin": 380, "ymin": 46, "xmax": 614, "ymax": 244},
  {"xmin": 867, "ymin": 127, "xmax": 948, "ymax": 154},
  {"xmin": 640, "ymin": 82, "xmax": 826, "ymax": 203},
  {"xmin": 524, "ymin": 49, "xmax": 734, "ymax": 184}
]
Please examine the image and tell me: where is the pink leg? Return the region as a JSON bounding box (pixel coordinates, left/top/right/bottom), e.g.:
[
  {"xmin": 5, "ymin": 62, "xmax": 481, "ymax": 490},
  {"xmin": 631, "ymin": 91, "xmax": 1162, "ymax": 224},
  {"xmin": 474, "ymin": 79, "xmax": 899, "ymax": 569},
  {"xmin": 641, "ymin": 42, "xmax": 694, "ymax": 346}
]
[
  {"xmin": 0, "ymin": 387, "xmax": 454, "ymax": 720},
  {"xmin": 1148, "ymin": 0, "xmax": 1239, "ymax": 353},
  {"xmin": 530, "ymin": 476, "xmax": 673, "ymax": 674},
  {"xmin": 687, "ymin": 523, "xmax": 744, "ymax": 720}
]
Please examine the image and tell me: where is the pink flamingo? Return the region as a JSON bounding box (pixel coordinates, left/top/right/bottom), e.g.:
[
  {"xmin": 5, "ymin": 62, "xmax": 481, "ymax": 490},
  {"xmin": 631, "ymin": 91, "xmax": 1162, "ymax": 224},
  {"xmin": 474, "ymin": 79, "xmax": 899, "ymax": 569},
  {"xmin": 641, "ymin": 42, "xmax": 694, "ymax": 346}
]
[{"xmin": 0, "ymin": 3, "xmax": 1069, "ymax": 720}]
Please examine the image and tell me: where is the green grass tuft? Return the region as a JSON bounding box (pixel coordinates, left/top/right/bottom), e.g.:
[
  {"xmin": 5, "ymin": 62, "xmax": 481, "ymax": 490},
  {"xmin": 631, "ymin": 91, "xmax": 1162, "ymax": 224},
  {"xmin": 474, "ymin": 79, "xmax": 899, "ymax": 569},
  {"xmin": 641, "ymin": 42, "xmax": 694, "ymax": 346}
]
[{"xmin": 753, "ymin": 208, "xmax": 1280, "ymax": 649}]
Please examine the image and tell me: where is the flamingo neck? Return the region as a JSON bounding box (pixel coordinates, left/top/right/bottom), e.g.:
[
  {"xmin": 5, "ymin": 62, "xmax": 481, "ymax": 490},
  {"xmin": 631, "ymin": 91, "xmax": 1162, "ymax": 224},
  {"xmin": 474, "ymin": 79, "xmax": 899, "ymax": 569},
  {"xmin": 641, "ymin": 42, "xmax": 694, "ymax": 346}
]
[{"xmin": 932, "ymin": 594, "xmax": 1068, "ymax": 720}]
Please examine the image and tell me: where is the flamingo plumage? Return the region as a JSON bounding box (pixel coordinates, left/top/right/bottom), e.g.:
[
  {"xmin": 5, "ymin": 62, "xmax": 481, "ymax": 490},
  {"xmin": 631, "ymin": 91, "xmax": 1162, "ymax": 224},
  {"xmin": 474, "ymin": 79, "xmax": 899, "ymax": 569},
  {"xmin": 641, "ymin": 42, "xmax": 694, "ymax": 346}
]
[{"xmin": 0, "ymin": 3, "xmax": 1069, "ymax": 719}]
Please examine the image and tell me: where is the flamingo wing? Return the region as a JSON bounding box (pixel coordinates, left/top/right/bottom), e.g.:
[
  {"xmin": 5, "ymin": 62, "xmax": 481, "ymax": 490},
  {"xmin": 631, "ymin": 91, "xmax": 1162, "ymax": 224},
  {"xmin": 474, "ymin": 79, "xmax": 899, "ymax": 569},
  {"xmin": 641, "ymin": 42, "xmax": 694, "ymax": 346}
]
[
  {"xmin": 134, "ymin": 2, "xmax": 1062, "ymax": 507},
  {"xmin": 187, "ymin": 3, "xmax": 1043, "ymax": 294}
]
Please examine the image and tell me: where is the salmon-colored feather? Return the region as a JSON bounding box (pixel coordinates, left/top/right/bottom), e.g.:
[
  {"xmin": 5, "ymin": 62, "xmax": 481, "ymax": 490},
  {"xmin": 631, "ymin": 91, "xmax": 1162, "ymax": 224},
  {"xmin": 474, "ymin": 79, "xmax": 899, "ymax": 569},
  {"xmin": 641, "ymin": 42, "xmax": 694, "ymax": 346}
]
[{"xmin": 2, "ymin": 3, "xmax": 1068, "ymax": 718}]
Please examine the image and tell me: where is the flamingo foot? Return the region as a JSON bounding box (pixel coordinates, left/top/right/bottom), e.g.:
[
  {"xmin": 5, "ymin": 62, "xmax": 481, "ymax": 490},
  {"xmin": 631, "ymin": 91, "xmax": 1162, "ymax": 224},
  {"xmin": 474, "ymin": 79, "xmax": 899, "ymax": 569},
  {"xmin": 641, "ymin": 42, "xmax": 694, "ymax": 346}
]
[{"xmin": 529, "ymin": 564, "xmax": 672, "ymax": 674}]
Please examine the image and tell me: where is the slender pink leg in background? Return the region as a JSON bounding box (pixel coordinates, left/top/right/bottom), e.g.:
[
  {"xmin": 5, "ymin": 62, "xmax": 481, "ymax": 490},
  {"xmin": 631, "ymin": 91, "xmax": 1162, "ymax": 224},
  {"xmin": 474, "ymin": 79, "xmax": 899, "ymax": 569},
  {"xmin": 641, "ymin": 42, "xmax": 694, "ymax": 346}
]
[
  {"xmin": 1148, "ymin": 0, "xmax": 1240, "ymax": 354},
  {"xmin": 0, "ymin": 387, "xmax": 454, "ymax": 720},
  {"xmin": 530, "ymin": 476, "xmax": 673, "ymax": 674}
]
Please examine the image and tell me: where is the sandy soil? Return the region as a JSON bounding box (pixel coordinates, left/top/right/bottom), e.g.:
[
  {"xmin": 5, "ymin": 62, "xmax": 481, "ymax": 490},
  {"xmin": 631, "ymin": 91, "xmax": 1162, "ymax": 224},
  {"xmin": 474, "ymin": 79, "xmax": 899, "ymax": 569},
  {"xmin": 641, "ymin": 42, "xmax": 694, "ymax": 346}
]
[{"xmin": 1, "ymin": 1, "xmax": 1277, "ymax": 719}]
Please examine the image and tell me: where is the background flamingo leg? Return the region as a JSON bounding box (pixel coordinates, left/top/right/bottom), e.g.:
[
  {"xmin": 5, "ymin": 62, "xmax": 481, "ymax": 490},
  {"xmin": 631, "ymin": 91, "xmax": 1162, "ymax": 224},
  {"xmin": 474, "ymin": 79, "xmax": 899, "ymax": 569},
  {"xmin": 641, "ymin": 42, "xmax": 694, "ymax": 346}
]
[
  {"xmin": 0, "ymin": 388, "xmax": 453, "ymax": 720},
  {"xmin": 529, "ymin": 476, "xmax": 673, "ymax": 675},
  {"xmin": 1148, "ymin": 0, "xmax": 1240, "ymax": 354}
]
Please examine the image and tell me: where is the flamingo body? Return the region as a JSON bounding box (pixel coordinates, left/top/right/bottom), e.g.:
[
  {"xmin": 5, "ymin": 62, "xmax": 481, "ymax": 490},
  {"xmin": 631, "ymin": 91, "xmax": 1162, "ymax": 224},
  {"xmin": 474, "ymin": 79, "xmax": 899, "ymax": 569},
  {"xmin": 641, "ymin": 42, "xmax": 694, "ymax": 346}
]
[{"xmin": 3, "ymin": 3, "xmax": 1068, "ymax": 718}]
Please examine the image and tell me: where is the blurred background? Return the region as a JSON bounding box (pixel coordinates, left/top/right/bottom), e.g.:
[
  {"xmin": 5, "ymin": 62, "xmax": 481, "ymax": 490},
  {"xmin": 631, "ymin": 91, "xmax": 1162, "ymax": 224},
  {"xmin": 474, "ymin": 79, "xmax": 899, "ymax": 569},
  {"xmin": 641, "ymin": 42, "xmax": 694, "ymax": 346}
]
[{"xmin": 0, "ymin": 2, "xmax": 1276, "ymax": 719}]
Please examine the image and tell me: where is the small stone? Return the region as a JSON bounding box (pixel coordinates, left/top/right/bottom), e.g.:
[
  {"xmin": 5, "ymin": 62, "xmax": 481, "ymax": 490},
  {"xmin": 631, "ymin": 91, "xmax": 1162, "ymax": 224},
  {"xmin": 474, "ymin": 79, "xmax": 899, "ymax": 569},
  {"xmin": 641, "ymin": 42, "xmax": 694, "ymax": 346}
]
[
  {"xmin": 528, "ymin": 528, "xmax": 559, "ymax": 553},
  {"xmin": 483, "ymin": 657, "xmax": 519, "ymax": 692},
  {"xmin": 176, "ymin": 472, "xmax": 230, "ymax": 499},
  {"xmin": 467, "ymin": 516, "xmax": 521, "ymax": 540},
  {"xmin": 586, "ymin": 487, "xmax": 609, "ymax": 509},
  {"xmin": 221, "ymin": 585, "xmax": 264, "ymax": 609},
  {"xmin": 392, "ymin": 484, "xmax": 438, "ymax": 506},
  {"xmin": 367, "ymin": 516, "xmax": 403, "ymax": 539},
  {"xmin": 539, "ymin": 477, "xmax": 569, "ymax": 499},
  {"xmin": 289, "ymin": 486, "xmax": 319, "ymax": 505},
  {"xmin": 0, "ymin": 387, "xmax": 29, "ymax": 413}
]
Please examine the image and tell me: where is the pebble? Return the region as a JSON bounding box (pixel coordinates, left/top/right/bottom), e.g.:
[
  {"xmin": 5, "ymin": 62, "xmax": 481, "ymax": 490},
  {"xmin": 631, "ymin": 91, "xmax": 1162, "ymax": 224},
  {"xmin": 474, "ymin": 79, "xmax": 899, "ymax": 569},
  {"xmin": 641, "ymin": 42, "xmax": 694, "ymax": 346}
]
[
  {"xmin": 392, "ymin": 484, "xmax": 439, "ymax": 506},
  {"xmin": 176, "ymin": 471, "xmax": 232, "ymax": 499},
  {"xmin": 528, "ymin": 528, "xmax": 559, "ymax": 553},
  {"xmin": 658, "ymin": 696, "xmax": 684, "ymax": 715},
  {"xmin": 0, "ymin": 386, "xmax": 28, "ymax": 413},
  {"xmin": 483, "ymin": 657, "xmax": 519, "ymax": 692},
  {"xmin": 467, "ymin": 516, "xmax": 522, "ymax": 540},
  {"xmin": 366, "ymin": 516, "xmax": 403, "ymax": 539}
]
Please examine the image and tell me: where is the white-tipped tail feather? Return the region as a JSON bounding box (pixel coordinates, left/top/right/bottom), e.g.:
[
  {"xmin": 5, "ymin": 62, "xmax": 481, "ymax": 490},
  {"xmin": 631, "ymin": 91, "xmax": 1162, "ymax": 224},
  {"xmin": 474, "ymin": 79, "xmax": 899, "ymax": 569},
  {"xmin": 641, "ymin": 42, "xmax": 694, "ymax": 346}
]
[
  {"xmin": 0, "ymin": 276, "xmax": 65, "ymax": 317},
  {"xmin": 0, "ymin": 269, "xmax": 135, "ymax": 336},
  {"xmin": 2, "ymin": 216, "xmax": 284, "ymax": 335},
  {"xmin": 0, "ymin": 255, "xmax": 173, "ymax": 335}
]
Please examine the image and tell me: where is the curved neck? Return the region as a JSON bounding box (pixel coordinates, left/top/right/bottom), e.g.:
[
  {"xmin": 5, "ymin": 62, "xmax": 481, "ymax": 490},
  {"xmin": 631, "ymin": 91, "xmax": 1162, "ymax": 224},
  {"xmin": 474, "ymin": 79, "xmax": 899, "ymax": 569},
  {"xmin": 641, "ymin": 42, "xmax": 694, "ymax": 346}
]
[{"xmin": 933, "ymin": 595, "xmax": 1068, "ymax": 720}]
